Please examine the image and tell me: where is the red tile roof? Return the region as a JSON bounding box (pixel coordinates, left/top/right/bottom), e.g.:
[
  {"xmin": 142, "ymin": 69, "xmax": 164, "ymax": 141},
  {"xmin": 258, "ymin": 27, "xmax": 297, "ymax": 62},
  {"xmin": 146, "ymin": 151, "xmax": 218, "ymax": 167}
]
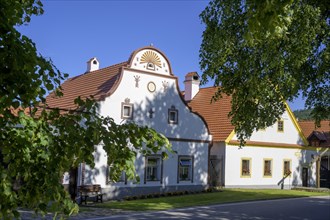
[
  {"xmin": 185, "ymin": 72, "xmax": 199, "ymax": 77},
  {"xmin": 298, "ymin": 120, "xmax": 330, "ymax": 147},
  {"xmin": 187, "ymin": 87, "xmax": 234, "ymax": 141},
  {"xmin": 298, "ymin": 120, "xmax": 330, "ymax": 138},
  {"xmin": 45, "ymin": 62, "xmax": 127, "ymax": 110}
]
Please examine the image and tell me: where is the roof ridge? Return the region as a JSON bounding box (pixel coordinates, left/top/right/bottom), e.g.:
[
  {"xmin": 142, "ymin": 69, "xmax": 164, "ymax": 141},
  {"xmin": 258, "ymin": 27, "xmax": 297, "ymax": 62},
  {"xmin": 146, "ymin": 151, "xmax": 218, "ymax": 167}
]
[
  {"xmin": 65, "ymin": 61, "xmax": 127, "ymax": 82},
  {"xmin": 83, "ymin": 61, "xmax": 128, "ymax": 75},
  {"xmin": 46, "ymin": 61, "xmax": 126, "ymax": 110}
]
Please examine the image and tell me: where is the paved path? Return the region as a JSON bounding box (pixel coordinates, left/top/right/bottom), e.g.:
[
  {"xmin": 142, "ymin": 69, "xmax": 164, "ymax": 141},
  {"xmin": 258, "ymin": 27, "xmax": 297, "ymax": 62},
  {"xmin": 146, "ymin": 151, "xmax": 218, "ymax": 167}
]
[{"xmin": 19, "ymin": 196, "xmax": 330, "ymax": 220}]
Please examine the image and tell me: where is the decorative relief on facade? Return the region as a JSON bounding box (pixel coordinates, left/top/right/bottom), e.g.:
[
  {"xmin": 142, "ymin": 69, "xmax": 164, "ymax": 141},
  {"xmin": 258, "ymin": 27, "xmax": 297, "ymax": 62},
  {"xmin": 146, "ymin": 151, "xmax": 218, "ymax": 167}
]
[
  {"xmin": 148, "ymin": 108, "xmax": 155, "ymax": 119},
  {"xmin": 147, "ymin": 81, "xmax": 156, "ymax": 93},
  {"xmin": 134, "ymin": 75, "xmax": 140, "ymax": 88},
  {"xmin": 162, "ymin": 81, "xmax": 169, "ymax": 92},
  {"xmin": 140, "ymin": 51, "xmax": 162, "ymax": 70}
]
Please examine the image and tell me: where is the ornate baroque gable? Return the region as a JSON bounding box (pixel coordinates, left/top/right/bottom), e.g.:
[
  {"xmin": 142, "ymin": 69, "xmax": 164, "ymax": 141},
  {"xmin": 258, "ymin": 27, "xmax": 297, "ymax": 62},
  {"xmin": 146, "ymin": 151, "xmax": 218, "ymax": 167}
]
[{"xmin": 128, "ymin": 47, "xmax": 173, "ymax": 76}]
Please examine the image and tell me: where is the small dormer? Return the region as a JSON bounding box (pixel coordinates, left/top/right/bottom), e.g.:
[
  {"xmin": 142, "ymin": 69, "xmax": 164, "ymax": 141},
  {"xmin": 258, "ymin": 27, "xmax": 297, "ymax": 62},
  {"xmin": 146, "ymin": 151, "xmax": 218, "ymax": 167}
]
[
  {"xmin": 307, "ymin": 131, "xmax": 330, "ymax": 147},
  {"xmin": 184, "ymin": 72, "xmax": 200, "ymax": 101},
  {"xmin": 86, "ymin": 57, "xmax": 99, "ymax": 72}
]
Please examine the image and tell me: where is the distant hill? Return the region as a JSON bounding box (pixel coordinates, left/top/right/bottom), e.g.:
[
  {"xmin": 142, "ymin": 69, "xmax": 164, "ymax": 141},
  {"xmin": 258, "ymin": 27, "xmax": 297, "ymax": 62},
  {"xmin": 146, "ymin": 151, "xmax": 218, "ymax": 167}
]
[{"xmin": 293, "ymin": 109, "xmax": 313, "ymax": 120}]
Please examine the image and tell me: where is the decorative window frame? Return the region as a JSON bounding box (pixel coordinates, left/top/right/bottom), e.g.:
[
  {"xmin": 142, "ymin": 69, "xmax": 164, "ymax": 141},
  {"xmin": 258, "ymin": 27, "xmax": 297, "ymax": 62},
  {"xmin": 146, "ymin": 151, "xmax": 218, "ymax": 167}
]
[
  {"xmin": 240, "ymin": 158, "xmax": 252, "ymax": 178},
  {"xmin": 177, "ymin": 155, "xmax": 194, "ymax": 183},
  {"xmin": 283, "ymin": 159, "xmax": 292, "ymax": 177},
  {"xmin": 168, "ymin": 105, "xmax": 178, "ymax": 124},
  {"xmin": 277, "ymin": 119, "xmax": 284, "ymax": 132},
  {"xmin": 144, "ymin": 155, "xmax": 163, "ymax": 184},
  {"xmin": 146, "ymin": 62, "xmax": 155, "ymax": 70},
  {"xmin": 121, "ymin": 98, "xmax": 133, "ymax": 119},
  {"xmin": 263, "ymin": 158, "xmax": 273, "ymax": 178}
]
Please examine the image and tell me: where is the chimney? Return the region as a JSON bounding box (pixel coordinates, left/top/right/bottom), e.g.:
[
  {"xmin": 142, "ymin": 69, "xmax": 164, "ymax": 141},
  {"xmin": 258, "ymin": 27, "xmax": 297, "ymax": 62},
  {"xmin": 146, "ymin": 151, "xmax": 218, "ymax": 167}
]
[
  {"xmin": 184, "ymin": 72, "xmax": 200, "ymax": 101},
  {"xmin": 86, "ymin": 57, "xmax": 99, "ymax": 72}
]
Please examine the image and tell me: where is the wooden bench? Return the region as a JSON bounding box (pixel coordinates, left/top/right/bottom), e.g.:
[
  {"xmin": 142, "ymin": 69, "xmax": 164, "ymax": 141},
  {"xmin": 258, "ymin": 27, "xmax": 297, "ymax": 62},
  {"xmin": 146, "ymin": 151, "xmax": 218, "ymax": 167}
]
[{"xmin": 78, "ymin": 184, "xmax": 104, "ymax": 205}]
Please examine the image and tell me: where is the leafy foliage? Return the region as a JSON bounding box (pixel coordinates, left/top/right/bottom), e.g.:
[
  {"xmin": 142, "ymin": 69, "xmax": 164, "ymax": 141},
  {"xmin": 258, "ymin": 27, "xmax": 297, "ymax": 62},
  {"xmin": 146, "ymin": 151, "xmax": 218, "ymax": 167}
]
[
  {"xmin": 293, "ymin": 108, "xmax": 330, "ymax": 121},
  {"xmin": 200, "ymin": 0, "xmax": 329, "ymax": 145},
  {"xmin": 0, "ymin": 1, "xmax": 171, "ymax": 219},
  {"xmin": 293, "ymin": 109, "xmax": 313, "ymax": 120}
]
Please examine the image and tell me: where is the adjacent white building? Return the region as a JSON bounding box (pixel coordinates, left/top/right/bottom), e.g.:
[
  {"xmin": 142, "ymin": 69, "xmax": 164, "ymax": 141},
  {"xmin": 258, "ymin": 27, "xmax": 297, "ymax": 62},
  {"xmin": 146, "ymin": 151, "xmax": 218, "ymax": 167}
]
[{"xmin": 187, "ymin": 80, "xmax": 328, "ymax": 189}]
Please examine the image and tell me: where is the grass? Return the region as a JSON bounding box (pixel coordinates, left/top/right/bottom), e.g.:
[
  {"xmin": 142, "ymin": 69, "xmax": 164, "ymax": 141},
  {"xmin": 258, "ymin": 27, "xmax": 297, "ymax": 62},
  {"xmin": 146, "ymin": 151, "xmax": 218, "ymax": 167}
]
[{"xmin": 96, "ymin": 188, "xmax": 330, "ymax": 211}]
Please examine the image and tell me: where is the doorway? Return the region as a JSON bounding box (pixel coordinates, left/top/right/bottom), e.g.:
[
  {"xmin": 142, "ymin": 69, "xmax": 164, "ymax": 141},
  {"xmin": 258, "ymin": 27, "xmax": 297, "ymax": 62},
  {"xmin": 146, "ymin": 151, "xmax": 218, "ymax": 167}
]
[
  {"xmin": 302, "ymin": 167, "xmax": 308, "ymax": 187},
  {"xmin": 209, "ymin": 156, "xmax": 223, "ymax": 186},
  {"xmin": 69, "ymin": 167, "xmax": 78, "ymax": 201}
]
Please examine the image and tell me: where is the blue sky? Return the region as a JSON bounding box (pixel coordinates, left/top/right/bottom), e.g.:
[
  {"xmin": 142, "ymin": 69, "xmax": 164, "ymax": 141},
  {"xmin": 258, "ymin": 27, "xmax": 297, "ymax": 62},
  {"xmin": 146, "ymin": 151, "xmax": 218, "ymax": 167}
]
[{"xmin": 18, "ymin": 0, "xmax": 305, "ymax": 110}]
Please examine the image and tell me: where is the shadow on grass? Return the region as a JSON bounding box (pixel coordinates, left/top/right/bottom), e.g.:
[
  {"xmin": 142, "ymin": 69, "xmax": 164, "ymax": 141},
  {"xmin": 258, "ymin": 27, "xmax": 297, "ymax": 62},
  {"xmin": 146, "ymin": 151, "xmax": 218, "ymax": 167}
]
[{"xmin": 94, "ymin": 189, "xmax": 329, "ymax": 211}]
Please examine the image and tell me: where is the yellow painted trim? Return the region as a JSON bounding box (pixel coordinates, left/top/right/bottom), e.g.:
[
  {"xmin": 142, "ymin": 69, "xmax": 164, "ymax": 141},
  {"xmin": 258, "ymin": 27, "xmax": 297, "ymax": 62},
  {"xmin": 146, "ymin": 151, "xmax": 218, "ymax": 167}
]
[
  {"xmin": 227, "ymin": 142, "xmax": 315, "ymax": 150},
  {"xmin": 316, "ymin": 147, "xmax": 330, "ymax": 153},
  {"xmin": 283, "ymin": 159, "xmax": 292, "ymax": 177},
  {"xmin": 284, "ymin": 102, "xmax": 309, "ymax": 146},
  {"xmin": 225, "ymin": 130, "xmax": 235, "ymax": 143},
  {"xmin": 240, "ymin": 157, "xmax": 252, "ymax": 178},
  {"xmin": 263, "ymin": 158, "xmax": 273, "ymax": 178}
]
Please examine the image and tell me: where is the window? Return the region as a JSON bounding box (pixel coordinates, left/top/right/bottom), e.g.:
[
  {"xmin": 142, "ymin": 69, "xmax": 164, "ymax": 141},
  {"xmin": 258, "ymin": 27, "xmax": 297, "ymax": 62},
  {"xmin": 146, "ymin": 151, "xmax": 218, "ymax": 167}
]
[
  {"xmin": 168, "ymin": 105, "xmax": 178, "ymax": 124},
  {"xmin": 121, "ymin": 98, "xmax": 133, "ymax": 119},
  {"xmin": 241, "ymin": 158, "xmax": 251, "ymax": 177},
  {"xmin": 277, "ymin": 120, "xmax": 284, "ymax": 132},
  {"xmin": 283, "ymin": 160, "xmax": 291, "ymax": 176},
  {"xmin": 178, "ymin": 156, "xmax": 193, "ymax": 182},
  {"xmin": 311, "ymin": 140, "xmax": 320, "ymax": 147},
  {"xmin": 145, "ymin": 156, "xmax": 162, "ymax": 183},
  {"xmin": 263, "ymin": 159, "xmax": 272, "ymax": 177},
  {"xmin": 147, "ymin": 62, "xmax": 155, "ymax": 70}
]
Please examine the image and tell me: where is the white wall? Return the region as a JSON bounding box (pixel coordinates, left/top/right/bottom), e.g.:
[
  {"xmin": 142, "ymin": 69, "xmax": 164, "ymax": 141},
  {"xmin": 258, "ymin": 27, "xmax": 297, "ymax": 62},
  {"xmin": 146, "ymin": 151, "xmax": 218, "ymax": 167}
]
[
  {"xmin": 99, "ymin": 69, "xmax": 210, "ymax": 141},
  {"xmin": 139, "ymin": 141, "xmax": 209, "ymax": 187},
  {"xmin": 224, "ymin": 144, "xmax": 316, "ymax": 188},
  {"xmin": 231, "ymin": 110, "xmax": 305, "ymax": 146}
]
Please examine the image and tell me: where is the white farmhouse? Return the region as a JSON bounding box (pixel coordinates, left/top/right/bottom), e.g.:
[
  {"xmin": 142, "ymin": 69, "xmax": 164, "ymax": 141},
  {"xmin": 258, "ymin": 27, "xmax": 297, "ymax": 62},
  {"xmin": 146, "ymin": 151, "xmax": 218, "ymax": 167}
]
[{"xmin": 46, "ymin": 46, "xmax": 212, "ymax": 200}]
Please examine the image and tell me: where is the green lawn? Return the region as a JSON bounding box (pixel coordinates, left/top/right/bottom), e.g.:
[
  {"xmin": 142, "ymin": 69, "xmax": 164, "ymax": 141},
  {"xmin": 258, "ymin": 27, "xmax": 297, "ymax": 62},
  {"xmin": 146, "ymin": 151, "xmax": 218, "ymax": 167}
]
[{"xmin": 96, "ymin": 188, "xmax": 329, "ymax": 211}]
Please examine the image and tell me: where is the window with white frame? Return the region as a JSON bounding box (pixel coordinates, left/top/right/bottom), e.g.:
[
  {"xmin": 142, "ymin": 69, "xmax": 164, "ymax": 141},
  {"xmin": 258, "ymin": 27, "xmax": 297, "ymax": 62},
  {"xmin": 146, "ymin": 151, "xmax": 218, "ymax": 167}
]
[
  {"xmin": 145, "ymin": 156, "xmax": 162, "ymax": 183},
  {"xmin": 168, "ymin": 105, "xmax": 178, "ymax": 124},
  {"xmin": 121, "ymin": 98, "xmax": 133, "ymax": 119},
  {"xmin": 178, "ymin": 156, "xmax": 193, "ymax": 182}
]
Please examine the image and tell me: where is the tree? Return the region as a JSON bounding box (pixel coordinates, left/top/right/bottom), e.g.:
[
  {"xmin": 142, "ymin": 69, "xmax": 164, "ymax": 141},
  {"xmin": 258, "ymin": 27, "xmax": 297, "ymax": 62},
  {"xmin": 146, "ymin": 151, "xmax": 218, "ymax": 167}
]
[
  {"xmin": 293, "ymin": 109, "xmax": 313, "ymax": 120},
  {"xmin": 200, "ymin": 0, "xmax": 329, "ymax": 145},
  {"xmin": 0, "ymin": 1, "xmax": 171, "ymax": 219}
]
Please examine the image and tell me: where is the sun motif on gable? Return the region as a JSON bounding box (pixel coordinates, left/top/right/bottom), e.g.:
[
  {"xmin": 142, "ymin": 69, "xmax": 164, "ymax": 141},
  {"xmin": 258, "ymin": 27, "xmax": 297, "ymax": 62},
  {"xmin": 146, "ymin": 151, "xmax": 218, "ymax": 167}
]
[{"xmin": 140, "ymin": 51, "xmax": 162, "ymax": 70}]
